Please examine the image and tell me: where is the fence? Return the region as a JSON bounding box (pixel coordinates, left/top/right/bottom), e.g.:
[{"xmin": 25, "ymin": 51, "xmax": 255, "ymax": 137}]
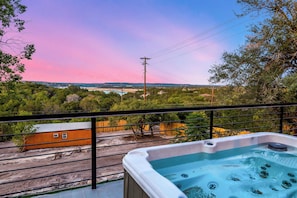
[{"xmin": 0, "ymin": 103, "xmax": 296, "ymax": 197}]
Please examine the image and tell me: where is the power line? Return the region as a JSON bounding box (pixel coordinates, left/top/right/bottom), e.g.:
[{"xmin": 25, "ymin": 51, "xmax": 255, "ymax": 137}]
[
  {"xmin": 149, "ymin": 18, "xmax": 237, "ymax": 58},
  {"xmin": 139, "ymin": 16, "xmax": 250, "ymax": 85},
  {"xmin": 150, "ymin": 27, "xmax": 248, "ymax": 65},
  {"xmin": 146, "ymin": 18, "xmax": 249, "ymax": 84},
  {"xmin": 149, "ymin": 17, "xmax": 250, "ymax": 62}
]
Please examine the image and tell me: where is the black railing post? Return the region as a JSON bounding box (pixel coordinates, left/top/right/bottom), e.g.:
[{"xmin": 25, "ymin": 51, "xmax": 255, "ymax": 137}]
[
  {"xmin": 279, "ymin": 106, "xmax": 284, "ymax": 133},
  {"xmin": 91, "ymin": 117, "xmax": 97, "ymax": 189},
  {"xmin": 210, "ymin": 111, "xmax": 213, "ymax": 139}
]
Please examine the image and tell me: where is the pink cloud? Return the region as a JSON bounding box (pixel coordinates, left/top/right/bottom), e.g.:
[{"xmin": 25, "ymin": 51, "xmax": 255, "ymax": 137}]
[
  {"xmin": 191, "ymin": 43, "xmax": 225, "ymax": 62},
  {"xmin": 20, "ymin": 1, "xmax": 228, "ymax": 85},
  {"xmin": 104, "ymin": 13, "xmax": 227, "ymax": 84},
  {"xmin": 21, "ymin": 20, "xmax": 148, "ymax": 83},
  {"xmin": 23, "ymin": 56, "xmax": 143, "ymax": 83}
]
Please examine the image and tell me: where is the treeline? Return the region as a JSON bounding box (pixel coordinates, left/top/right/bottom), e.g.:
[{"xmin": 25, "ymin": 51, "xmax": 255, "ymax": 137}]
[
  {"xmin": 0, "ymin": 82, "xmax": 215, "ymax": 116},
  {"xmin": 0, "ymin": 82, "xmax": 118, "ymax": 116},
  {"xmin": 1, "ymin": 82, "xmax": 296, "ymax": 145},
  {"xmin": 0, "ymin": 82, "xmax": 217, "ymax": 142}
]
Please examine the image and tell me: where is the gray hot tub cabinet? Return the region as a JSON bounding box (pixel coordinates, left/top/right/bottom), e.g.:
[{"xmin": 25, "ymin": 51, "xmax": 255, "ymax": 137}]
[{"xmin": 124, "ymin": 170, "xmax": 149, "ymax": 198}]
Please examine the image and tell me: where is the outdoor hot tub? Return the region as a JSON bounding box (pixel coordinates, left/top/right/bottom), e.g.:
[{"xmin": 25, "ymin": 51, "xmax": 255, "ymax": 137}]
[{"xmin": 123, "ymin": 132, "xmax": 297, "ymax": 198}]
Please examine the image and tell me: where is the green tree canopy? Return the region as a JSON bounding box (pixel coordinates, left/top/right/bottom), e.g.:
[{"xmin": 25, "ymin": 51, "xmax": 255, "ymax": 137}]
[
  {"xmin": 209, "ymin": 0, "xmax": 297, "ymax": 103},
  {"xmin": 0, "ymin": 0, "xmax": 35, "ymax": 82},
  {"xmin": 175, "ymin": 112, "xmax": 209, "ymax": 143}
]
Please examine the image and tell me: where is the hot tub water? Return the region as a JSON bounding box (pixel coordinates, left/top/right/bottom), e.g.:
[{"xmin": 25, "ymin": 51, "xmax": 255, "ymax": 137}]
[{"xmin": 150, "ymin": 144, "xmax": 297, "ymax": 198}]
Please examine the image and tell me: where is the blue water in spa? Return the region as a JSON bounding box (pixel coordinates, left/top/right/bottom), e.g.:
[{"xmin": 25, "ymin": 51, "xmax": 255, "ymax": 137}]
[{"xmin": 150, "ymin": 144, "xmax": 297, "ymax": 198}]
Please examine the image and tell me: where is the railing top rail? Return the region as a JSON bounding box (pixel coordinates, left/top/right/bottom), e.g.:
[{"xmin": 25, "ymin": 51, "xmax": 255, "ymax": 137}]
[{"xmin": 1, "ymin": 103, "xmax": 297, "ymax": 123}]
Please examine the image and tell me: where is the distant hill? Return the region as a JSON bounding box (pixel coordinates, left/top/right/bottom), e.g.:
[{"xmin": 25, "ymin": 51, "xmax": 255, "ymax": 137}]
[{"xmin": 27, "ymin": 81, "xmax": 220, "ymax": 89}]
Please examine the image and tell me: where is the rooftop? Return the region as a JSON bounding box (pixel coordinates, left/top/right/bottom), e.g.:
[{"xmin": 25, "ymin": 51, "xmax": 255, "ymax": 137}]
[{"xmin": 34, "ymin": 122, "xmax": 91, "ymax": 133}]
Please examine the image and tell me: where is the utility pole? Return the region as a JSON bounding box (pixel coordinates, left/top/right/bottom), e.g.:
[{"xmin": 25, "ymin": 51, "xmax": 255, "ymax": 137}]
[
  {"xmin": 140, "ymin": 57, "xmax": 150, "ymax": 102},
  {"xmin": 211, "ymin": 86, "xmax": 214, "ymax": 105}
]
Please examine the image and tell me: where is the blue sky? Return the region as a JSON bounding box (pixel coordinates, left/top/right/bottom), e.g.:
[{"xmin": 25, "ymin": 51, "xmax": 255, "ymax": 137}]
[{"xmin": 21, "ymin": 0, "xmax": 252, "ymax": 85}]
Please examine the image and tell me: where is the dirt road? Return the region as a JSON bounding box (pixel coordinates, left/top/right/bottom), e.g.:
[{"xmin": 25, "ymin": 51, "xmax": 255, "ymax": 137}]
[{"xmin": 0, "ymin": 132, "xmax": 171, "ymax": 197}]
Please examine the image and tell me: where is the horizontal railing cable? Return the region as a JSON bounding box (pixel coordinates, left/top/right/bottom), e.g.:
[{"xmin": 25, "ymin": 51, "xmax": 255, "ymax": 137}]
[
  {"xmin": 95, "ymin": 137, "xmax": 170, "ymax": 150},
  {"xmin": 97, "ymin": 152, "xmax": 126, "ymax": 159},
  {"xmin": 0, "ymin": 167, "xmax": 92, "ymax": 185},
  {"xmin": 0, "ymin": 138, "xmax": 92, "ymax": 151},
  {"xmin": 1, "ymin": 103, "xmax": 296, "ymax": 122},
  {"xmin": 96, "ymin": 171, "xmax": 125, "ymax": 180},
  {"xmin": 97, "ymin": 162, "xmax": 122, "ymax": 169},
  {"xmin": 0, "ymin": 103, "xmax": 296, "ymax": 197},
  {"xmin": 0, "ymin": 147, "xmax": 91, "ymax": 162},
  {"xmin": 0, "ymin": 157, "xmax": 91, "ymax": 174},
  {"xmin": 0, "ymin": 177, "xmax": 93, "ymax": 197}
]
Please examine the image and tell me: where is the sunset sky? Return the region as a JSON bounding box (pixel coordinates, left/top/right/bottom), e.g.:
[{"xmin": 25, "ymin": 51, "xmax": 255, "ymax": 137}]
[{"xmin": 20, "ymin": 0, "xmax": 253, "ymax": 85}]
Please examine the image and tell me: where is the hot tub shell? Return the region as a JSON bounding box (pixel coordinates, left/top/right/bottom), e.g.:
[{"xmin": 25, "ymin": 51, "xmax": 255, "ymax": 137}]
[{"xmin": 123, "ymin": 132, "xmax": 297, "ymax": 198}]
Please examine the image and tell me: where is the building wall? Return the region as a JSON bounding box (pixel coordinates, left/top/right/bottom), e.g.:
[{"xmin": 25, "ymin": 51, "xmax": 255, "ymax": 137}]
[
  {"xmin": 159, "ymin": 122, "xmax": 185, "ymax": 136},
  {"xmin": 24, "ymin": 129, "xmax": 91, "ymax": 150},
  {"xmin": 160, "ymin": 123, "xmax": 251, "ymax": 137},
  {"xmin": 96, "ymin": 120, "xmax": 127, "ymax": 132},
  {"xmin": 24, "ymin": 120, "xmax": 128, "ymax": 150},
  {"xmin": 25, "ymin": 120, "xmax": 253, "ymax": 150}
]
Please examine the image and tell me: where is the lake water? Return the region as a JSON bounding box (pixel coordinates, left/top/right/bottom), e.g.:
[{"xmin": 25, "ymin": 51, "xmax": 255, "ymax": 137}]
[{"xmin": 103, "ymin": 90, "xmax": 127, "ymax": 96}]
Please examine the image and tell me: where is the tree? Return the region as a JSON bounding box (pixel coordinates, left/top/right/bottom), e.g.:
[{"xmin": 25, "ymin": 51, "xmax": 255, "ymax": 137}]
[
  {"xmin": 79, "ymin": 95, "xmax": 99, "ymax": 112},
  {"xmin": 209, "ymin": 0, "xmax": 297, "ymax": 104},
  {"xmin": 283, "ymin": 72, "xmax": 297, "ymax": 101},
  {"xmin": 175, "ymin": 112, "xmax": 209, "ymax": 142},
  {"xmin": 0, "ymin": 0, "xmax": 35, "ymax": 82},
  {"xmin": 11, "ymin": 111, "xmax": 36, "ymax": 152},
  {"xmin": 65, "ymin": 93, "xmax": 81, "ymax": 103},
  {"xmin": 110, "ymin": 99, "xmax": 179, "ymax": 139},
  {"xmin": 12, "ymin": 121, "xmax": 36, "ymax": 152},
  {"xmin": 0, "ymin": 123, "xmax": 13, "ymax": 142}
]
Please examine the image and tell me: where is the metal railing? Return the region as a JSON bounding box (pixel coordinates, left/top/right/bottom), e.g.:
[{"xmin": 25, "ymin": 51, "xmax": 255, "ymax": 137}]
[{"xmin": 0, "ymin": 103, "xmax": 297, "ymax": 197}]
